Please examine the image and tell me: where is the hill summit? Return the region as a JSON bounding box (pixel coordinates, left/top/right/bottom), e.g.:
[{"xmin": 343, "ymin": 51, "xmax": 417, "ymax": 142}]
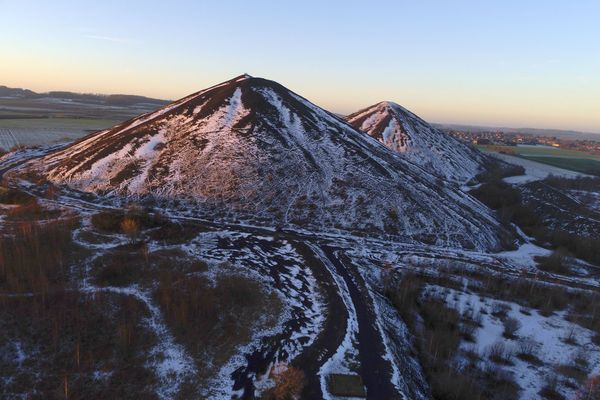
[
  {"xmin": 35, "ymin": 75, "xmax": 503, "ymax": 249},
  {"xmin": 347, "ymin": 101, "xmax": 485, "ymax": 182}
]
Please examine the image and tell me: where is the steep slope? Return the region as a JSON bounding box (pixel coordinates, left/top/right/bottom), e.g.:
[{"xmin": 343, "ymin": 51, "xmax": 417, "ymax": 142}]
[
  {"xmin": 346, "ymin": 101, "xmax": 485, "ymax": 182},
  {"xmin": 32, "ymin": 75, "xmax": 504, "ymax": 250}
]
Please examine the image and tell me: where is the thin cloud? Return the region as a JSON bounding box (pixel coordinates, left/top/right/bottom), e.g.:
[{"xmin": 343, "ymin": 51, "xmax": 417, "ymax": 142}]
[{"xmin": 84, "ymin": 35, "xmax": 140, "ymax": 44}]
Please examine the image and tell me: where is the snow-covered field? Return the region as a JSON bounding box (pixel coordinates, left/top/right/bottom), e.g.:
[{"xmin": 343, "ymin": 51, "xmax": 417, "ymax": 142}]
[
  {"xmin": 0, "ymin": 127, "xmax": 88, "ymax": 149},
  {"xmin": 489, "ymin": 152, "xmax": 589, "ymax": 183},
  {"xmin": 433, "ymin": 285, "xmax": 600, "ymax": 400}
]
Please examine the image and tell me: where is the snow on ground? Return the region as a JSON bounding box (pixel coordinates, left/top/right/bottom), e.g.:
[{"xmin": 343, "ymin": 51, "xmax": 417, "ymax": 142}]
[
  {"xmin": 490, "ymin": 153, "xmax": 589, "ymax": 184},
  {"xmin": 430, "ymin": 285, "xmax": 600, "ymax": 400},
  {"xmin": 310, "ymin": 245, "xmax": 361, "ymax": 400},
  {"xmin": 181, "ymin": 231, "xmax": 327, "ymax": 397},
  {"xmin": 497, "ymin": 242, "xmax": 551, "ymax": 269},
  {"xmin": 80, "ymin": 283, "xmax": 196, "ymax": 399}
]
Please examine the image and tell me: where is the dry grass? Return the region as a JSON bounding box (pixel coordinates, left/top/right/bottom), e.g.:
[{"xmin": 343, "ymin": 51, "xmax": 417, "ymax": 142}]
[
  {"xmin": 90, "ymin": 208, "xmax": 165, "ymax": 234},
  {"xmin": 155, "ymin": 271, "xmax": 281, "ymax": 373},
  {"xmin": 262, "ymin": 364, "xmax": 307, "ymax": 400},
  {"xmin": 0, "ymin": 218, "xmax": 80, "ymax": 295},
  {"xmin": 0, "ymin": 290, "xmax": 157, "ymax": 399},
  {"xmin": 384, "ymin": 273, "xmax": 520, "ymax": 400}
]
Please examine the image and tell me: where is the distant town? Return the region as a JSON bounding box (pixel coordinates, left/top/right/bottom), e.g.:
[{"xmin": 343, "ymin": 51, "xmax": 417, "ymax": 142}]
[{"xmin": 444, "ymin": 128, "xmax": 600, "ymax": 154}]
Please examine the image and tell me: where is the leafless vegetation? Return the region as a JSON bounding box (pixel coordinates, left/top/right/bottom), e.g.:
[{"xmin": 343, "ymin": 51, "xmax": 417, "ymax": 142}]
[
  {"xmin": 384, "ymin": 273, "xmax": 519, "ymax": 400},
  {"xmin": 0, "ymin": 218, "xmax": 80, "ymax": 295},
  {"xmin": 155, "ymin": 271, "xmax": 281, "ymax": 371},
  {"xmin": 487, "ymin": 342, "xmax": 514, "ymax": 365},
  {"xmin": 502, "ymin": 317, "xmax": 522, "ymax": 339},
  {"xmin": 540, "ymin": 374, "xmax": 565, "ymax": 400},
  {"xmin": 120, "ymin": 217, "xmax": 140, "ymax": 243},
  {"xmin": 516, "ymin": 339, "xmax": 541, "ymax": 365},
  {"xmin": 471, "ymin": 178, "xmax": 600, "ymax": 266},
  {"xmin": 0, "ymin": 290, "xmax": 157, "ymax": 399},
  {"xmin": 536, "ymin": 249, "xmax": 573, "ymax": 275},
  {"xmin": 91, "ymin": 207, "xmax": 164, "ymax": 234},
  {"xmin": 261, "ymin": 364, "xmax": 306, "ymax": 400}
]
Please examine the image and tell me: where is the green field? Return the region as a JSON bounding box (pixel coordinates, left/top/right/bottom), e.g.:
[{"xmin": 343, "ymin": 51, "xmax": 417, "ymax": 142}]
[{"xmin": 479, "ymin": 145, "xmax": 600, "ymax": 176}]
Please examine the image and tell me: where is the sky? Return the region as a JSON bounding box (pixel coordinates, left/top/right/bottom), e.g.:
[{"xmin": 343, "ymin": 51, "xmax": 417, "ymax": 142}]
[{"xmin": 1, "ymin": 0, "xmax": 599, "ymax": 132}]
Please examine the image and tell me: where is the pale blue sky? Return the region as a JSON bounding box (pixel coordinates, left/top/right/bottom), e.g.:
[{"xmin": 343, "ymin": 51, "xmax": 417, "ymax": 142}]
[{"xmin": 1, "ymin": 0, "xmax": 599, "ymax": 132}]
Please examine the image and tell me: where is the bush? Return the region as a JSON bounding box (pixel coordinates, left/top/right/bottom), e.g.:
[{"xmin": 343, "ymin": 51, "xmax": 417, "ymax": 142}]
[
  {"xmin": 536, "ymin": 249, "xmax": 572, "ymax": 275},
  {"xmin": 262, "ymin": 364, "xmax": 306, "ymax": 400},
  {"xmin": 120, "ymin": 218, "xmax": 140, "ymax": 243},
  {"xmin": 91, "ymin": 208, "xmax": 164, "ymax": 233},
  {"xmin": 155, "ymin": 272, "xmax": 279, "ymax": 369},
  {"xmin": 516, "ymin": 339, "xmax": 541, "ymax": 365},
  {"xmin": 475, "ymin": 159, "xmax": 525, "ymax": 183},
  {"xmin": 491, "ymin": 302, "xmax": 511, "ymax": 320},
  {"xmin": 502, "ymin": 317, "xmax": 522, "ymax": 339},
  {"xmin": 540, "ymin": 375, "xmax": 565, "ymax": 400},
  {"xmin": 91, "ymin": 210, "xmax": 125, "ymax": 232},
  {"xmin": 430, "ymin": 367, "xmax": 484, "ymax": 400},
  {"xmin": 471, "ymin": 177, "xmax": 600, "ymax": 266},
  {"xmin": 487, "ymin": 342, "xmax": 513, "ymax": 365},
  {"xmin": 471, "ymin": 181, "xmax": 522, "ymax": 210},
  {"xmin": 0, "ymin": 290, "xmax": 156, "ymax": 398},
  {"xmin": 384, "ymin": 274, "xmax": 520, "ymax": 400},
  {"xmin": 562, "ymin": 326, "xmax": 578, "ymax": 345},
  {"xmin": 0, "ymin": 186, "xmax": 34, "ymax": 205},
  {"xmin": 0, "ymin": 218, "xmax": 78, "ymax": 294}
]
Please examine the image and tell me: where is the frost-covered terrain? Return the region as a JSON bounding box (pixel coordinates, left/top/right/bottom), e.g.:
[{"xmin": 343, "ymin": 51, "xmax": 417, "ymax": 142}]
[
  {"xmin": 25, "ymin": 75, "xmax": 506, "ymax": 250},
  {"xmin": 346, "ymin": 101, "xmax": 486, "ymax": 182},
  {"xmin": 435, "ymin": 286, "xmax": 600, "ymax": 400},
  {"xmin": 2, "ymin": 75, "xmax": 599, "ymax": 400}
]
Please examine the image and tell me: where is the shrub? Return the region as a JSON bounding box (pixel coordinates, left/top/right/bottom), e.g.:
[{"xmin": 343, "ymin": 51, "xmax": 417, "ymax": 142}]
[
  {"xmin": 479, "ymin": 364, "xmax": 520, "ymax": 400},
  {"xmin": 387, "ymin": 208, "xmax": 398, "ymax": 221},
  {"xmin": 263, "ymin": 364, "xmax": 306, "ymax": 400},
  {"xmin": 0, "ymin": 218, "xmax": 78, "ymax": 294},
  {"xmin": 384, "ymin": 274, "xmax": 521, "ymax": 400},
  {"xmin": 0, "ymin": 186, "xmax": 34, "ymax": 205},
  {"xmin": 430, "ymin": 367, "xmax": 485, "ymax": 400},
  {"xmin": 120, "ymin": 218, "xmax": 140, "ymax": 243},
  {"xmin": 516, "ymin": 339, "xmax": 541, "ymax": 365},
  {"xmin": 471, "ymin": 181, "xmax": 522, "ymax": 210},
  {"xmin": 91, "ymin": 210, "xmax": 124, "ymax": 232},
  {"xmin": 502, "ymin": 317, "xmax": 522, "ymax": 339},
  {"xmin": 155, "ymin": 273, "xmax": 279, "ymax": 369},
  {"xmin": 147, "ymin": 221, "xmax": 204, "ymax": 244},
  {"xmin": 540, "ymin": 375, "xmax": 564, "ymax": 400},
  {"xmin": 475, "ymin": 159, "xmax": 525, "ymax": 183},
  {"xmin": 491, "ymin": 302, "xmax": 511, "ymax": 320},
  {"xmin": 0, "ymin": 290, "xmax": 156, "ymax": 398},
  {"xmin": 93, "ymin": 258, "xmax": 138, "ymax": 287},
  {"xmin": 91, "ymin": 208, "xmax": 164, "ymax": 233},
  {"xmin": 562, "ymin": 326, "xmax": 578, "ymax": 345},
  {"xmin": 487, "ymin": 342, "xmax": 513, "ymax": 365},
  {"xmin": 470, "ymin": 177, "xmax": 600, "ymax": 266},
  {"xmin": 536, "ymin": 249, "xmax": 572, "ymax": 275}
]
